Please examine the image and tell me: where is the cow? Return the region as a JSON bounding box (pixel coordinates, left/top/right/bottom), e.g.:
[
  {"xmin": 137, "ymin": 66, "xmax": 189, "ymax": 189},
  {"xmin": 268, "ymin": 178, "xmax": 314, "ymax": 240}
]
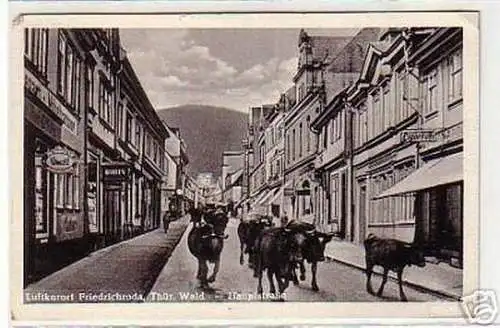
[
  {"xmin": 187, "ymin": 207, "xmax": 229, "ymax": 287},
  {"xmin": 237, "ymin": 215, "xmax": 274, "ymax": 267},
  {"xmin": 253, "ymin": 227, "xmax": 305, "ymax": 298},
  {"xmin": 364, "ymin": 233, "xmax": 426, "ymax": 301},
  {"xmin": 285, "ymin": 221, "xmax": 335, "ymax": 291}
]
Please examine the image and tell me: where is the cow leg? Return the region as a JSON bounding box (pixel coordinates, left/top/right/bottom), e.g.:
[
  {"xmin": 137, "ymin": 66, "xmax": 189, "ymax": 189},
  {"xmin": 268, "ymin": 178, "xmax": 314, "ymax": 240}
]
[
  {"xmin": 201, "ymin": 261, "xmax": 210, "ymax": 287},
  {"xmin": 397, "ymin": 268, "xmax": 407, "ymax": 302},
  {"xmin": 291, "ymin": 265, "xmax": 299, "ymax": 285},
  {"xmin": 239, "ymin": 242, "xmax": 245, "ymax": 265},
  {"xmin": 311, "ymin": 262, "xmax": 319, "ymax": 292},
  {"xmin": 207, "ymin": 259, "xmax": 220, "ymax": 283},
  {"xmin": 377, "ymin": 268, "xmax": 389, "ymax": 297},
  {"xmin": 196, "ymin": 259, "xmax": 203, "ymax": 280},
  {"xmin": 365, "ymin": 262, "xmax": 375, "ymax": 295},
  {"xmin": 300, "ymin": 261, "xmax": 306, "ymax": 281},
  {"xmin": 267, "ymin": 269, "xmax": 276, "ymax": 294}
]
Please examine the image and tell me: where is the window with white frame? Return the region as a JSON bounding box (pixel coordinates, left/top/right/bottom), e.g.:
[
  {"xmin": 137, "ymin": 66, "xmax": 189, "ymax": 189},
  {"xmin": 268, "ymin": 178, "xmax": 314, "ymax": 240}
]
[
  {"xmin": 448, "ymin": 49, "xmax": 463, "ymax": 103},
  {"xmin": 57, "ymin": 32, "xmax": 82, "ymax": 113},
  {"xmin": 292, "ymin": 129, "xmax": 296, "ymax": 161},
  {"xmin": 299, "ymin": 123, "xmax": 303, "ymax": 158},
  {"xmin": 329, "ymin": 174, "xmax": 339, "ymax": 224},
  {"xmin": 423, "ymin": 68, "xmax": 438, "ymax": 116},
  {"xmin": 383, "ymin": 84, "xmax": 391, "ymax": 128},
  {"xmin": 85, "ymin": 64, "xmax": 95, "ymax": 111},
  {"xmin": 98, "ymin": 79, "xmax": 113, "ymax": 126},
  {"xmin": 286, "ymin": 133, "xmax": 290, "ymax": 164},
  {"xmin": 116, "ymin": 103, "xmax": 124, "ymax": 139},
  {"xmin": 396, "ymin": 71, "xmax": 406, "ymax": 123},
  {"xmin": 306, "ymin": 116, "xmax": 311, "ymax": 152},
  {"xmin": 372, "ymin": 91, "xmax": 381, "ymax": 136},
  {"xmin": 135, "ymin": 120, "xmax": 142, "ymax": 149},
  {"xmin": 25, "ymin": 28, "xmax": 49, "ymax": 77}
]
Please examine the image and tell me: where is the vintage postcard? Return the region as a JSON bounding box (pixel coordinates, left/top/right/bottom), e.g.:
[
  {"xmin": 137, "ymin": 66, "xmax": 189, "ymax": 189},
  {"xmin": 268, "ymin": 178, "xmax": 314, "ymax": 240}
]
[{"xmin": 9, "ymin": 9, "xmax": 482, "ymax": 325}]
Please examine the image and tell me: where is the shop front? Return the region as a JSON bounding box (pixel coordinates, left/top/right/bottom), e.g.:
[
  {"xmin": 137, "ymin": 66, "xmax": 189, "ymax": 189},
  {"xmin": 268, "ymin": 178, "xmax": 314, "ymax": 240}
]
[
  {"xmin": 101, "ymin": 162, "xmax": 132, "ymax": 245},
  {"xmin": 24, "ymin": 82, "xmax": 85, "ymax": 285},
  {"xmin": 374, "ymin": 151, "xmax": 463, "ymax": 267},
  {"xmin": 142, "ymin": 167, "xmax": 162, "ymax": 231}
]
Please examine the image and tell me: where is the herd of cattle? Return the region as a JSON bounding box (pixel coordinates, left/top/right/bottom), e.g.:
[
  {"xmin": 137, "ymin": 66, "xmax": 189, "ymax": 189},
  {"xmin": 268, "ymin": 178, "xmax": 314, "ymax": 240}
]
[{"xmin": 186, "ymin": 204, "xmax": 427, "ymax": 302}]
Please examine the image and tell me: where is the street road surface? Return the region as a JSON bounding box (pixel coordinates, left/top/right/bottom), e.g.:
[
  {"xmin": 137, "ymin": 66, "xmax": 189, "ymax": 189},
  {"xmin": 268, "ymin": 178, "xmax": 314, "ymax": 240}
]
[{"xmin": 147, "ymin": 219, "xmax": 444, "ymax": 302}]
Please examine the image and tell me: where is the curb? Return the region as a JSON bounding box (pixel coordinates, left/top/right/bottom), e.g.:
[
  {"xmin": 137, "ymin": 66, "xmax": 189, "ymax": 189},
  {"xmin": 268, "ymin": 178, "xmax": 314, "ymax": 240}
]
[{"xmin": 325, "ymin": 254, "xmax": 461, "ymax": 302}]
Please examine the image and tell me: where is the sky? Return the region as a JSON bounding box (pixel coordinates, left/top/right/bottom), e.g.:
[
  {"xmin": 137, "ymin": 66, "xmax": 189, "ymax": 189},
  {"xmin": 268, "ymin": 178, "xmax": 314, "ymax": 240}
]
[{"xmin": 119, "ymin": 28, "xmax": 359, "ymax": 113}]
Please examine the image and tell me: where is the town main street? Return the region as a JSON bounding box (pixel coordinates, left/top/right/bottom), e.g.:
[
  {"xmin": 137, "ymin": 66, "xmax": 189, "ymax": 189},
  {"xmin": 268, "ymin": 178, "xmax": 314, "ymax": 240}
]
[
  {"xmin": 147, "ymin": 218, "xmax": 443, "ymax": 302},
  {"xmin": 24, "ymin": 215, "xmax": 446, "ymax": 303}
]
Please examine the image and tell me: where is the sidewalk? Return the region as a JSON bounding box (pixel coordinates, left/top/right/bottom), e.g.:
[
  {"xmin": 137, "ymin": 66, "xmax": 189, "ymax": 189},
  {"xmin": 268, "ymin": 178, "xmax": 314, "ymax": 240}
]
[
  {"xmin": 24, "ymin": 216, "xmax": 190, "ymax": 301},
  {"xmin": 324, "ymin": 239, "xmax": 463, "ymax": 301}
]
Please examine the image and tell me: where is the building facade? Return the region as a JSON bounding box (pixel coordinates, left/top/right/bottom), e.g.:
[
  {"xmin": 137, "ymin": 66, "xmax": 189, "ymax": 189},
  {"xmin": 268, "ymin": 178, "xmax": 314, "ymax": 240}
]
[
  {"xmin": 348, "ymin": 27, "xmax": 463, "ymax": 267},
  {"xmin": 283, "ymin": 30, "xmax": 355, "ymax": 224},
  {"xmin": 310, "ymin": 28, "xmax": 383, "ymax": 236},
  {"xmin": 24, "ymin": 28, "xmax": 171, "ymax": 285},
  {"xmin": 24, "ymin": 28, "xmax": 88, "ymax": 286}
]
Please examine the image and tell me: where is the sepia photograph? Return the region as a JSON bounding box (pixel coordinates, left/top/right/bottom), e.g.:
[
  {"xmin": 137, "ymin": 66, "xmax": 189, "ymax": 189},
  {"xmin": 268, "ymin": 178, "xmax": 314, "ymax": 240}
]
[{"xmin": 10, "ymin": 11, "xmax": 481, "ymax": 323}]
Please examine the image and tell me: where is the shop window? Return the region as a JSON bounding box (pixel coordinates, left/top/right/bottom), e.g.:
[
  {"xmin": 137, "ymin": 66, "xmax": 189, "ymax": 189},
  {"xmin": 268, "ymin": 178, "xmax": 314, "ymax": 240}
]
[
  {"xmin": 54, "ymin": 164, "xmax": 80, "ymax": 211},
  {"xmin": 34, "ymin": 140, "xmax": 49, "ymax": 238}
]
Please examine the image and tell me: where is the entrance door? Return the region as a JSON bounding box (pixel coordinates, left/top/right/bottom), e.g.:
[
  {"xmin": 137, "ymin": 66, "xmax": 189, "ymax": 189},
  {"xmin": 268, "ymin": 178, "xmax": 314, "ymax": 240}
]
[
  {"xmin": 359, "ymin": 185, "xmax": 367, "ymax": 242},
  {"xmin": 104, "ymin": 186, "xmax": 122, "ymax": 245},
  {"xmin": 339, "ymin": 173, "xmax": 347, "ymax": 239}
]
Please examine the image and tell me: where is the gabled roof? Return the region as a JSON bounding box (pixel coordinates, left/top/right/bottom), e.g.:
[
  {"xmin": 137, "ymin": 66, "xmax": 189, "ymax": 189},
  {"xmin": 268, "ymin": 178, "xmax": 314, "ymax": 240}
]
[{"xmin": 328, "ymin": 28, "xmax": 383, "ymax": 74}]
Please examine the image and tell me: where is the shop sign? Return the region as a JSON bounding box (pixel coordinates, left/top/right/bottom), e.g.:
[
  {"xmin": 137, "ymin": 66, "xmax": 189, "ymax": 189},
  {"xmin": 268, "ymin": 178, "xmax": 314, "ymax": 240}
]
[
  {"xmin": 400, "ymin": 129, "xmax": 440, "ymax": 143},
  {"xmin": 25, "ymin": 100, "xmax": 62, "ymax": 141},
  {"xmin": 103, "ymin": 165, "xmax": 131, "ymax": 183},
  {"xmin": 296, "ymin": 189, "xmax": 311, "ymax": 196},
  {"xmin": 284, "ymin": 188, "xmax": 295, "ymax": 196},
  {"xmin": 45, "ymin": 146, "xmax": 78, "ymax": 174},
  {"xmin": 25, "ymin": 71, "xmax": 78, "ymax": 135},
  {"xmin": 55, "ymin": 212, "xmax": 84, "ymax": 242}
]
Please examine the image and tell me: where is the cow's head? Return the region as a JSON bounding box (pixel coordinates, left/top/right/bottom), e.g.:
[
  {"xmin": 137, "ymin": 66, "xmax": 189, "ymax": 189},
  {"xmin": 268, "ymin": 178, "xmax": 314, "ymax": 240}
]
[
  {"xmin": 284, "ymin": 228, "xmax": 306, "ymax": 263},
  {"xmin": 407, "ymin": 245, "xmax": 426, "ymax": 267},
  {"xmin": 304, "ymin": 230, "xmax": 335, "ymax": 262}
]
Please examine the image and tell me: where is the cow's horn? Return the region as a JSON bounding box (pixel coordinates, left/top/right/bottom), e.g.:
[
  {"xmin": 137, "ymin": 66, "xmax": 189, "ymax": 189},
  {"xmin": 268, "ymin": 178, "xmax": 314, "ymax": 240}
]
[
  {"xmin": 305, "ymin": 229, "xmax": 316, "ymax": 235},
  {"xmin": 284, "ymin": 228, "xmax": 291, "ymax": 232}
]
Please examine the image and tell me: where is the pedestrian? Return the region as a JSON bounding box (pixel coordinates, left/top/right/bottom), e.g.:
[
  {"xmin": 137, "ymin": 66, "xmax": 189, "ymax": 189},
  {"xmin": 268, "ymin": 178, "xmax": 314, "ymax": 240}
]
[{"xmin": 163, "ymin": 201, "xmax": 177, "ymax": 233}]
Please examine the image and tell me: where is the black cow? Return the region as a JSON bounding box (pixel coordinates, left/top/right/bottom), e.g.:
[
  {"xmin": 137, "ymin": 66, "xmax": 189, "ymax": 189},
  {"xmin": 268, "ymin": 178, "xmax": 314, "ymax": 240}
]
[
  {"xmin": 254, "ymin": 227, "xmax": 305, "ymax": 298},
  {"xmin": 237, "ymin": 215, "xmax": 274, "ymax": 267},
  {"xmin": 285, "ymin": 221, "xmax": 335, "ymax": 291},
  {"xmin": 187, "ymin": 207, "xmax": 229, "ymax": 287},
  {"xmin": 364, "ymin": 234, "xmax": 426, "ymax": 301}
]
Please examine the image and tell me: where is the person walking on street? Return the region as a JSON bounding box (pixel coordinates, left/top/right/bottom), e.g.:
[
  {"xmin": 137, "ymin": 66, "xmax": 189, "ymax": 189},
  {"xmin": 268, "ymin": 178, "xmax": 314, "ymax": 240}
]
[{"xmin": 163, "ymin": 201, "xmax": 177, "ymax": 233}]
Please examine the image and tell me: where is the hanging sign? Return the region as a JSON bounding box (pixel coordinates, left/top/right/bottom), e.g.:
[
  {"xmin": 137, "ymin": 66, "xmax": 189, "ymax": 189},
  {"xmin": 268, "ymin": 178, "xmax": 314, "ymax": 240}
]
[
  {"xmin": 45, "ymin": 146, "xmax": 77, "ymax": 174},
  {"xmin": 400, "ymin": 129, "xmax": 440, "ymax": 143},
  {"xmin": 102, "ymin": 164, "xmax": 131, "ymax": 183}
]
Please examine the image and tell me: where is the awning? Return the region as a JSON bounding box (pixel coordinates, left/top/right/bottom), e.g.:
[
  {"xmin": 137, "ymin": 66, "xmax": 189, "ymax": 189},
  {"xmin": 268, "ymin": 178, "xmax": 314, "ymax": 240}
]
[
  {"xmin": 373, "ymin": 152, "xmax": 463, "ymax": 199},
  {"xmin": 266, "ymin": 187, "xmax": 283, "ymax": 205},
  {"xmin": 262, "ymin": 188, "xmax": 282, "ymax": 206},
  {"xmin": 256, "ymin": 189, "xmax": 275, "ymax": 205},
  {"xmin": 230, "ymin": 169, "xmax": 243, "ymax": 185}
]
